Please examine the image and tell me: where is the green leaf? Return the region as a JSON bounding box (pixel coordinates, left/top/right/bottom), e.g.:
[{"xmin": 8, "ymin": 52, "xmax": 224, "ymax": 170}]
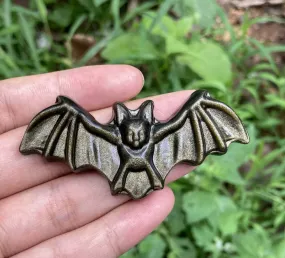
[
  {"xmin": 138, "ymin": 233, "xmax": 166, "ymax": 258},
  {"xmin": 191, "ymin": 222, "xmax": 215, "ymax": 248},
  {"xmin": 207, "ymin": 195, "xmax": 239, "ymax": 235},
  {"xmin": 166, "ymin": 192, "xmax": 185, "ymax": 235},
  {"xmin": 211, "ymin": 162, "xmax": 245, "ymax": 185},
  {"xmin": 205, "ymin": 125, "xmax": 256, "ymax": 185},
  {"xmin": 121, "ymin": 248, "xmax": 136, "ymax": 258},
  {"xmin": 165, "ymin": 36, "xmax": 189, "ymax": 55},
  {"xmin": 215, "ymin": 195, "xmax": 237, "ymax": 212},
  {"xmin": 142, "ymin": 13, "xmax": 193, "ymax": 39},
  {"xmin": 168, "ymin": 237, "xmax": 197, "ymax": 258},
  {"xmin": 176, "ymin": 17, "xmax": 194, "ymax": 37},
  {"xmin": 190, "ymin": 0, "xmax": 218, "ymax": 28},
  {"xmin": 173, "ymin": 0, "xmax": 218, "ymax": 28},
  {"xmin": 177, "ymin": 41, "xmax": 232, "ymax": 84},
  {"xmin": 102, "ymin": 33, "xmax": 159, "ymax": 63},
  {"xmin": 182, "ymin": 191, "xmax": 217, "ymax": 224},
  {"xmin": 273, "ymin": 239, "xmax": 285, "ymax": 258},
  {"xmin": 217, "ymin": 210, "xmax": 241, "ymax": 236},
  {"xmin": 233, "ymin": 229, "xmax": 272, "ymax": 258},
  {"xmin": 148, "ymin": 15, "xmax": 178, "ymax": 37},
  {"xmin": 183, "ymin": 189, "xmax": 240, "ymax": 237},
  {"xmin": 49, "ymin": 4, "xmax": 73, "ymax": 28}
]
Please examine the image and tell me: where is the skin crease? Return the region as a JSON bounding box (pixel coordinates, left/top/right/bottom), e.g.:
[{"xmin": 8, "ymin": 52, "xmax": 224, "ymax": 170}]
[{"xmin": 0, "ymin": 65, "xmax": 194, "ymax": 258}]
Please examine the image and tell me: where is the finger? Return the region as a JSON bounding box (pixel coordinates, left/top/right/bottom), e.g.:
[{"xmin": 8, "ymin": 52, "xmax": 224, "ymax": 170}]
[
  {"xmin": 12, "ymin": 187, "xmax": 175, "ymax": 258},
  {"xmin": 0, "ymin": 90, "xmax": 194, "ymax": 199},
  {"xmin": 166, "ymin": 163, "xmax": 192, "ymax": 182},
  {"xmin": 0, "ymin": 165, "xmax": 192, "ymax": 257},
  {"xmin": 0, "ymin": 92, "xmax": 194, "ymax": 256},
  {"xmin": 0, "ymin": 65, "xmax": 143, "ymax": 134},
  {"xmin": 0, "ymin": 172, "xmax": 128, "ymax": 257}
]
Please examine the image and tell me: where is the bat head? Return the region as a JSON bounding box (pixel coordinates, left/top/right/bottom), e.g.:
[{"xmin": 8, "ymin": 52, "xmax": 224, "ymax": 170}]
[{"xmin": 114, "ymin": 100, "xmax": 154, "ymax": 149}]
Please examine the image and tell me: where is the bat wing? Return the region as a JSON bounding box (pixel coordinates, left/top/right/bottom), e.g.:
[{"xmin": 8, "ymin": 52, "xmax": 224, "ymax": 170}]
[
  {"xmin": 153, "ymin": 90, "xmax": 249, "ymax": 179},
  {"xmin": 20, "ymin": 96, "xmax": 120, "ymax": 182}
]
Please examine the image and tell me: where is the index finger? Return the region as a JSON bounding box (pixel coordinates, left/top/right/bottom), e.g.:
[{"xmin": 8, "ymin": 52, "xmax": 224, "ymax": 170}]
[{"xmin": 0, "ymin": 65, "xmax": 143, "ymax": 134}]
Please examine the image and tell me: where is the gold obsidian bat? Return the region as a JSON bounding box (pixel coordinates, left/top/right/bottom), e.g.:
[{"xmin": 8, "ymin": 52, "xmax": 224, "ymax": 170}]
[{"xmin": 20, "ymin": 90, "xmax": 249, "ymax": 199}]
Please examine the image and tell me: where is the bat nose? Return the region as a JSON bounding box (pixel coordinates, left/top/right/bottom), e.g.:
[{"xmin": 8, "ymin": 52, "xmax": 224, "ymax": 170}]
[{"xmin": 133, "ymin": 134, "xmax": 139, "ymax": 141}]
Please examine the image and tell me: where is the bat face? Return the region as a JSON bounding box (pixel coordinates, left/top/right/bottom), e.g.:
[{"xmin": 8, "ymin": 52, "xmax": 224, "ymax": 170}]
[
  {"xmin": 115, "ymin": 100, "xmax": 154, "ymax": 149},
  {"xmin": 119, "ymin": 119, "xmax": 151, "ymax": 149}
]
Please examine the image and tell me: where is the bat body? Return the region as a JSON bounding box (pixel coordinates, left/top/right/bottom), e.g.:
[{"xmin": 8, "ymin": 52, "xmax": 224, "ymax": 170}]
[{"xmin": 20, "ymin": 90, "xmax": 249, "ymax": 199}]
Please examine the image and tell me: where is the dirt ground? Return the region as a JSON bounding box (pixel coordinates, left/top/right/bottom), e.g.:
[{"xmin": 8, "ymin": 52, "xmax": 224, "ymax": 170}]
[{"xmin": 218, "ymin": 0, "xmax": 285, "ymax": 44}]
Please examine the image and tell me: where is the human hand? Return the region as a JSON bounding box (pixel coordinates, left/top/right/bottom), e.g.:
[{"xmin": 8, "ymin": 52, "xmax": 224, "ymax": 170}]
[{"xmin": 0, "ymin": 65, "xmax": 193, "ymax": 258}]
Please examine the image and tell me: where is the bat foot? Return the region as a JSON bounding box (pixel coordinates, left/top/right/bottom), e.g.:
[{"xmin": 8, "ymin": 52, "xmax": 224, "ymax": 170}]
[
  {"xmin": 152, "ymin": 178, "xmax": 163, "ymax": 190},
  {"xmin": 146, "ymin": 168, "xmax": 164, "ymax": 190},
  {"xmin": 111, "ymin": 179, "xmax": 124, "ymax": 194},
  {"xmin": 110, "ymin": 169, "xmax": 164, "ymax": 199}
]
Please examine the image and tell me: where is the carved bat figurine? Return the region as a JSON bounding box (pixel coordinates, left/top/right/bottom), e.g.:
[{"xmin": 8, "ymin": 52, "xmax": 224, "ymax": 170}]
[{"xmin": 20, "ymin": 90, "xmax": 249, "ymax": 199}]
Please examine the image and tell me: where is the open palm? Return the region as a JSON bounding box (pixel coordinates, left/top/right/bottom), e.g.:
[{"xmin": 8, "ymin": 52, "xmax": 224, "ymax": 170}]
[{"xmin": 0, "ymin": 65, "xmax": 193, "ymax": 258}]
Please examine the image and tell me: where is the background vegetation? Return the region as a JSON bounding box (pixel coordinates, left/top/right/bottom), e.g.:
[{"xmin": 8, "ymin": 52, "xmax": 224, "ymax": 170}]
[{"xmin": 0, "ymin": 0, "xmax": 284, "ymax": 257}]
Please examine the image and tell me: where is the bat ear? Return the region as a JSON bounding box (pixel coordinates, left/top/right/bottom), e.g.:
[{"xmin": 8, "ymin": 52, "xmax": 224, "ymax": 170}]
[
  {"xmin": 114, "ymin": 103, "xmax": 129, "ymax": 125},
  {"xmin": 139, "ymin": 100, "xmax": 154, "ymax": 124}
]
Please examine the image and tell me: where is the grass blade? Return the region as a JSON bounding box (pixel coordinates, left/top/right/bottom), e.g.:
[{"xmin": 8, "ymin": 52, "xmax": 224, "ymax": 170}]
[
  {"xmin": 12, "ymin": 6, "xmax": 41, "ymax": 20},
  {"xmin": 0, "ymin": 25, "xmax": 20, "ymax": 37},
  {"xmin": 3, "ymin": 0, "xmax": 15, "ymax": 56},
  {"xmin": 76, "ymin": 31, "xmax": 116, "ymax": 66},
  {"xmin": 248, "ymin": 38, "xmax": 278, "ymax": 73},
  {"xmin": 67, "ymin": 15, "xmax": 87, "ymax": 41},
  {"xmin": 66, "ymin": 14, "xmax": 87, "ymax": 62},
  {"xmin": 18, "ymin": 13, "xmax": 41, "ymax": 70},
  {"xmin": 149, "ymin": 0, "xmax": 176, "ymax": 32},
  {"xmin": 35, "ymin": 0, "xmax": 50, "ymax": 33},
  {"xmin": 0, "ymin": 47, "xmax": 22, "ymax": 76},
  {"xmin": 35, "ymin": 0, "xmax": 48, "ymax": 24},
  {"xmin": 111, "ymin": 0, "xmax": 121, "ymax": 32},
  {"xmin": 123, "ymin": 2, "xmax": 157, "ymax": 24}
]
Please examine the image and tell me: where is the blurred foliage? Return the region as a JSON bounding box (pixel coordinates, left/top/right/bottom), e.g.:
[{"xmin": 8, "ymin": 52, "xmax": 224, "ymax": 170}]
[{"xmin": 0, "ymin": 0, "xmax": 285, "ymax": 257}]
